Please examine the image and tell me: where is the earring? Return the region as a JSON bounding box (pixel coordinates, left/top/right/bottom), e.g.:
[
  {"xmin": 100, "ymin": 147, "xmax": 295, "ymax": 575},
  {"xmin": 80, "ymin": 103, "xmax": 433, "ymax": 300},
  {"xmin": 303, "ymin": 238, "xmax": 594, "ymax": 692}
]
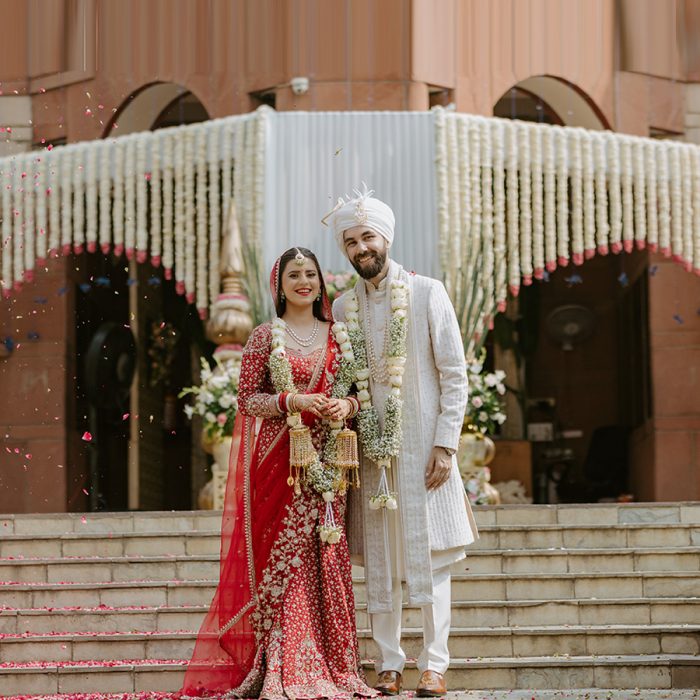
[
  {"xmin": 316, "ymin": 293, "xmax": 321, "ymax": 301},
  {"xmin": 281, "ymin": 291, "xmax": 286, "ymax": 301}
]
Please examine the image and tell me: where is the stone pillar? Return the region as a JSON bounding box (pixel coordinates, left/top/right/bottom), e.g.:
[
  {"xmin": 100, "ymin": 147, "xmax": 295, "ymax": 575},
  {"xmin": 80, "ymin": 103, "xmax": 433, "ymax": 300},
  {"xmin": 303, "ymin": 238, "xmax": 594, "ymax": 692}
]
[
  {"xmin": 636, "ymin": 89, "xmax": 700, "ymax": 501},
  {"xmin": 0, "ymin": 97, "xmax": 33, "ymax": 156},
  {"xmin": 0, "ymin": 98, "xmax": 73, "ymax": 513}
]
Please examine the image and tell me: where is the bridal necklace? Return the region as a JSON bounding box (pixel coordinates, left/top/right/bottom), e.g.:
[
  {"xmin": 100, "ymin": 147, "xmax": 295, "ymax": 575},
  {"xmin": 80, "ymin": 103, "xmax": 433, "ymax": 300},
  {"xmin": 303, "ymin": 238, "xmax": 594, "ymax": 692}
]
[{"xmin": 284, "ymin": 317, "xmax": 320, "ymax": 347}]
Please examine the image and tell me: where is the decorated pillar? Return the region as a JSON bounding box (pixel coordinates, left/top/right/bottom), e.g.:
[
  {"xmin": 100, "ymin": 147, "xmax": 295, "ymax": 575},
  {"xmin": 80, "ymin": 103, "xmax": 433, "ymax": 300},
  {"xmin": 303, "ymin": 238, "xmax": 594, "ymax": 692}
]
[{"xmin": 202, "ymin": 202, "xmax": 253, "ymax": 509}]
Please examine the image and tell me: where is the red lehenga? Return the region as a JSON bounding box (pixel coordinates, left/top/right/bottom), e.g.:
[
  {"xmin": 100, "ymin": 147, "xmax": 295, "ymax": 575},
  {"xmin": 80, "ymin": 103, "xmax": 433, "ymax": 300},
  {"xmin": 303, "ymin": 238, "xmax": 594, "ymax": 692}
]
[{"xmin": 180, "ymin": 322, "xmax": 376, "ymax": 700}]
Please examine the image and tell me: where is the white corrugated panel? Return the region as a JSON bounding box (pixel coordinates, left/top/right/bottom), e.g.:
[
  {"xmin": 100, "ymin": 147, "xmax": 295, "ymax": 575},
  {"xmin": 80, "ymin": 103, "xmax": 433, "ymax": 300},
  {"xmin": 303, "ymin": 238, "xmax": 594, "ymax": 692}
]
[{"xmin": 264, "ymin": 110, "xmax": 440, "ymax": 278}]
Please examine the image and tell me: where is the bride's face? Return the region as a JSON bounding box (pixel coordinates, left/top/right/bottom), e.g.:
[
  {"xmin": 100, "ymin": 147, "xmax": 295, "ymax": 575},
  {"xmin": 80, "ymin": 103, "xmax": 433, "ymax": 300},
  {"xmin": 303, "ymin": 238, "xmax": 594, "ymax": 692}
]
[{"xmin": 281, "ymin": 258, "xmax": 321, "ymax": 309}]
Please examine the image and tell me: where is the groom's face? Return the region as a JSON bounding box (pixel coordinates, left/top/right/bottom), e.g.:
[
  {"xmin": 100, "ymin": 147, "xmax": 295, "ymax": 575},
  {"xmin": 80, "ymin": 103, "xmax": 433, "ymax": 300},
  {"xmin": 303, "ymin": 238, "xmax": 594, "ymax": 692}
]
[{"xmin": 343, "ymin": 226, "xmax": 388, "ymax": 280}]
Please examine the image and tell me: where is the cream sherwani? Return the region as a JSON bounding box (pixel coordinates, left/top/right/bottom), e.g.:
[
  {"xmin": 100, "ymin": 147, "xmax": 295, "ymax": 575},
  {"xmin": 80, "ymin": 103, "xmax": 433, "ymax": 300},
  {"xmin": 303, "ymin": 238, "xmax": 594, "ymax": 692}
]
[{"xmin": 333, "ymin": 259, "xmax": 478, "ymax": 674}]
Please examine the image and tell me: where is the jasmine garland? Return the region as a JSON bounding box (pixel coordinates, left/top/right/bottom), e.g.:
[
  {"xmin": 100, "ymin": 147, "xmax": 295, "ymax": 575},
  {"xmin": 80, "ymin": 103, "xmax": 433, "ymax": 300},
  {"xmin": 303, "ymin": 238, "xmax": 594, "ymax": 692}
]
[{"xmin": 344, "ymin": 280, "xmax": 409, "ymax": 466}]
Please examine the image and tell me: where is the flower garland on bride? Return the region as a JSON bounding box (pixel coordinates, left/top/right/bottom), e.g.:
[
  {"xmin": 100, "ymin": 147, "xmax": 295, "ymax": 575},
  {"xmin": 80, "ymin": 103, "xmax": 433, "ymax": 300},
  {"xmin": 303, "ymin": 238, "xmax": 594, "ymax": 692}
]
[
  {"xmin": 268, "ymin": 318, "xmax": 357, "ymax": 544},
  {"xmin": 345, "ymin": 279, "xmax": 409, "ymax": 510}
]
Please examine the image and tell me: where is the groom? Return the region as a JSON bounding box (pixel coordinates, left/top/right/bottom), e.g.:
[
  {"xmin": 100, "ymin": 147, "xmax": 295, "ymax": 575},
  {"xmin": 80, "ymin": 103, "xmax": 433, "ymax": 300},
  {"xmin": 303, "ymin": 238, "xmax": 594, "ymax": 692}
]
[{"xmin": 327, "ymin": 188, "xmax": 479, "ymax": 696}]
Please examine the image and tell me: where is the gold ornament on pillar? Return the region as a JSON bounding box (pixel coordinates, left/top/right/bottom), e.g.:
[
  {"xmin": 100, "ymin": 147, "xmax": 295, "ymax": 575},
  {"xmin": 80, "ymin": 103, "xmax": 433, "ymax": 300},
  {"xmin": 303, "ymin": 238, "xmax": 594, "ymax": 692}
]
[{"xmin": 206, "ymin": 201, "xmax": 254, "ymax": 349}]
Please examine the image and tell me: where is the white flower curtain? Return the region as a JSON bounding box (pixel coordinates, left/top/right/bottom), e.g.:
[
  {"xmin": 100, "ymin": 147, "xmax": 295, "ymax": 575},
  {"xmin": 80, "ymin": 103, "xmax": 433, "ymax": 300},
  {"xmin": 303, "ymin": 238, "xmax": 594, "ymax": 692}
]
[
  {"xmin": 0, "ymin": 108, "xmax": 269, "ymax": 318},
  {"xmin": 433, "ymin": 107, "xmax": 700, "ymax": 357},
  {"xmin": 3, "ymin": 105, "xmax": 699, "ymax": 335}
]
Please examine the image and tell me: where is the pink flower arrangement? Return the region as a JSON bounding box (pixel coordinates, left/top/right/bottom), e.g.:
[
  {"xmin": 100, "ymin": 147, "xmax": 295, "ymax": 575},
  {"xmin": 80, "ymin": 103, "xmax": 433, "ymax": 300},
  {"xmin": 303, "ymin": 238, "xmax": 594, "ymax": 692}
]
[{"xmin": 323, "ymin": 270, "xmax": 357, "ymax": 301}]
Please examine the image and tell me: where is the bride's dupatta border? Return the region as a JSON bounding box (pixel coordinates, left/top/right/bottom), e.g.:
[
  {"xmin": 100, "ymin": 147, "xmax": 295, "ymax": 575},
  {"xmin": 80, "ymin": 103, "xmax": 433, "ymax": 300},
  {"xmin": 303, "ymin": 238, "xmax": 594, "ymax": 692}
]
[{"xmin": 218, "ymin": 414, "xmax": 258, "ymax": 637}]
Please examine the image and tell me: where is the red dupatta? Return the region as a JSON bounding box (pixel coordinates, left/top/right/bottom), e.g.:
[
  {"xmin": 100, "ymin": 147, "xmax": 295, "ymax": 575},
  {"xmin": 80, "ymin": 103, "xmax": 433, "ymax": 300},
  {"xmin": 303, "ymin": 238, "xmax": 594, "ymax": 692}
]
[{"xmin": 180, "ymin": 327, "xmax": 338, "ymax": 697}]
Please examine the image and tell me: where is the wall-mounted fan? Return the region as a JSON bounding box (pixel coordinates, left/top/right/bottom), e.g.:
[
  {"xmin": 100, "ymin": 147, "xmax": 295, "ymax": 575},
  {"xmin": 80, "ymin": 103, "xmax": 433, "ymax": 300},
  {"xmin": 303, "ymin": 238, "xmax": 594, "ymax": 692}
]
[{"xmin": 545, "ymin": 305, "xmax": 595, "ymax": 351}]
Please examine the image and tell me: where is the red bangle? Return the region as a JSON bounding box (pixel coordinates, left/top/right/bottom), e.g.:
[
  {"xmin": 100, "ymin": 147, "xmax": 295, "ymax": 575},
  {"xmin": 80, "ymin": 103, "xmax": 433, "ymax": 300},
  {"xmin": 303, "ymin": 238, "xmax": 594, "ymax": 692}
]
[
  {"xmin": 278, "ymin": 392, "xmax": 288, "ymax": 413},
  {"xmin": 347, "ymin": 396, "xmax": 360, "ymax": 418}
]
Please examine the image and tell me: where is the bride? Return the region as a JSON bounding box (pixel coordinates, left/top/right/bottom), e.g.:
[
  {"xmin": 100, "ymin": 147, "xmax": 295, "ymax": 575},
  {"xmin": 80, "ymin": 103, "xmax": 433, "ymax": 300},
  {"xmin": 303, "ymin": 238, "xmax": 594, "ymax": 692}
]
[{"xmin": 180, "ymin": 247, "xmax": 376, "ymax": 699}]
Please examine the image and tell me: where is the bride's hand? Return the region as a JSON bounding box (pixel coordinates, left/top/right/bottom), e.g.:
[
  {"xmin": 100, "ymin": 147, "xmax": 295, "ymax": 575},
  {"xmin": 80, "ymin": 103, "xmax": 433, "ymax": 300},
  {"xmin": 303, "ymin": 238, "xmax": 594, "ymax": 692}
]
[
  {"xmin": 293, "ymin": 393, "xmax": 329, "ymax": 417},
  {"xmin": 322, "ymin": 398, "xmax": 351, "ymax": 422}
]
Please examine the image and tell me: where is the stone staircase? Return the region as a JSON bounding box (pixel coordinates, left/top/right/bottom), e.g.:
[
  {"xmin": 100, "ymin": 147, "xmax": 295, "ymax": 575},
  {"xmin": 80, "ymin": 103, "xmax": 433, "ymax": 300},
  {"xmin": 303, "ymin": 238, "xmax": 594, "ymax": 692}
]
[{"xmin": 0, "ymin": 503, "xmax": 699, "ymax": 697}]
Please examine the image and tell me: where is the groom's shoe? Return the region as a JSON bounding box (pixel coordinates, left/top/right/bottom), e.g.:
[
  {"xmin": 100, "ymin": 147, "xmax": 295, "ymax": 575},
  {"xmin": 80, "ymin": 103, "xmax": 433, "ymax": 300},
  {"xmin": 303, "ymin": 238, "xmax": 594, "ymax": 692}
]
[
  {"xmin": 373, "ymin": 670, "xmax": 402, "ymax": 695},
  {"xmin": 416, "ymin": 670, "xmax": 447, "ymax": 697}
]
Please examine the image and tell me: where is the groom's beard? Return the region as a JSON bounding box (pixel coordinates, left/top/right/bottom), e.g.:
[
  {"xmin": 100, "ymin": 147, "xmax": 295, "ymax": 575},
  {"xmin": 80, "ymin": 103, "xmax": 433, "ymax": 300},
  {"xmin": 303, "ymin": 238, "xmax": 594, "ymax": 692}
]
[{"xmin": 351, "ymin": 249, "xmax": 387, "ymax": 280}]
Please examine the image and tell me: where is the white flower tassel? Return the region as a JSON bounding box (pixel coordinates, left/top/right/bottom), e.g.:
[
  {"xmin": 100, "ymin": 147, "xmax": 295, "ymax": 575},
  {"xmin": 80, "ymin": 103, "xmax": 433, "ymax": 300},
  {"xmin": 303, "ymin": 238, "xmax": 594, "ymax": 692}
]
[
  {"xmin": 369, "ymin": 462, "xmax": 397, "ymax": 511},
  {"xmin": 506, "ymin": 120, "xmax": 521, "ymax": 293},
  {"xmin": 657, "ymin": 142, "xmax": 671, "ymax": 257},
  {"xmin": 620, "ymin": 137, "xmax": 634, "ymax": 255},
  {"xmin": 531, "ymin": 126, "xmax": 545, "ymax": 279},
  {"xmin": 23, "ymin": 154, "xmax": 35, "ymax": 281},
  {"xmin": 195, "ymin": 126, "xmax": 208, "ymax": 317},
  {"xmin": 518, "ymin": 122, "xmax": 533, "ymax": 286},
  {"xmin": 581, "ymin": 129, "xmax": 596, "ymax": 259},
  {"xmin": 542, "ymin": 127, "xmax": 556, "ymax": 272},
  {"xmin": 319, "ymin": 498, "xmax": 342, "ymax": 545},
  {"xmin": 222, "ymin": 121, "xmax": 235, "ymax": 235},
  {"xmin": 456, "ymin": 116, "xmax": 470, "ymax": 308},
  {"xmin": 162, "ymin": 132, "xmax": 175, "ymax": 279},
  {"xmin": 35, "ymin": 152, "xmax": 48, "ymax": 264},
  {"xmin": 434, "ymin": 106, "xmax": 450, "ymax": 276},
  {"xmin": 445, "ymin": 115, "xmax": 461, "ymax": 301},
  {"xmin": 47, "ymin": 149, "xmax": 60, "ymax": 259},
  {"xmin": 112, "ymin": 140, "xmax": 125, "ymax": 258},
  {"xmin": 681, "ymin": 145, "xmax": 693, "ymax": 271},
  {"xmin": 12, "ymin": 158, "xmax": 25, "ymax": 287},
  {"xmin": 608, "ymin": 134, "xmax": 622, "ymax": 254},
  {"xmin": 60, "ymin": 148, "xmax": 73, "ymax": 256},
  {"xmin": 208, "ymin": 125, "xmax": 221, "ymax": 311},
  {"xmin": 646, "ymin": 141, "xmax": 659, "ymax": 253},
  {"xmin": 173, "ymin": 128, "xmax": 186, "ymax": 293},
  {"xmin": 480, "ymin": 118, "xmax": 495, "ymax": 315},
  {"xmin": 595, "ymin": 132, "xmax": 611, "ymax": 256},
  {"xmin": 149, "ymin": 133, "xmax": 162, "ymax": 267},
  {"xmin": 669, "ymin": 143, "xmax": 683, "ymax": 261},
  {"xmin": 492, "ymin": 120, "xmax": 508, "ymax": 308},
  {"xmin": 692, "ymin": 148, "xmax": 700, "ymax": 274},
  {"xmin": 633, "ymin": 138, "xmax": 648, "ymax": 253},
  {"xmin": 124, "ymin": 136, "xmax": 136, "ymax": 260},
  {"xmin": 85, "ymin": 141, "xmax": 98, "ymax": 254},
  {"xmin": 135, "ymin": 133, "xmax": 148, "ymax": 263},
  {"xmin": 184, "ymin": 128, "xmax": 196, "ymax": 304},
  {"xmin": 99, "ymin": 139, "xmax": 111, "ymax": 254},
  {"xmin": 555, "ymin": 127, "xmax": 570, "ymax": 267},
  {"xmin": 1, "ymin": 166, "xmax": 12, "ymax": 296},
  {"xmin": 72, "ymin": 144, "xmax": 85, "ymax": 256},
  {"xmin": 570, "ymin": 129, "xmax": 584, "ymax": 266}
]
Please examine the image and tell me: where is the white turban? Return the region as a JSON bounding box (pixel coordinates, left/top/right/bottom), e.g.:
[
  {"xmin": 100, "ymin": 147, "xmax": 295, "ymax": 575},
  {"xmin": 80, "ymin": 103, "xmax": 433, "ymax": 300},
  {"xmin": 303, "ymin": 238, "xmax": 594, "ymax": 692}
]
[{"xmin": 323, "ymin": 185, "xmax": 395, "ymax": 255}]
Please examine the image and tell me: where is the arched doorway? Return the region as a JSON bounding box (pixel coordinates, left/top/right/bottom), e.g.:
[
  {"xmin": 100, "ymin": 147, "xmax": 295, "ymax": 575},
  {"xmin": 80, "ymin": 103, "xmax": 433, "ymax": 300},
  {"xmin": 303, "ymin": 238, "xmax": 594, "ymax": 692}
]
[
  {"xmin": 72, "ymin": 84, "xmax": 212, "ymax": 511},
  {"xmin": 494, "ymin": 76, "xmax": 609, "ymax": 130},
  {"xmin": 491, "ymin": 78, "xmax": 648, "ymax": 504}
]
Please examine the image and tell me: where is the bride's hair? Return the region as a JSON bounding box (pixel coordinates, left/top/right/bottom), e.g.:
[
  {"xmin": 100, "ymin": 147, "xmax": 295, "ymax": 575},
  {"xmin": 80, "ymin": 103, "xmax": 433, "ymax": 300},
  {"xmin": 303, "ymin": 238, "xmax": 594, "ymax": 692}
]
[{"xmin": 275, "ymin": 247, "xmax": 331, "ymax": 321}]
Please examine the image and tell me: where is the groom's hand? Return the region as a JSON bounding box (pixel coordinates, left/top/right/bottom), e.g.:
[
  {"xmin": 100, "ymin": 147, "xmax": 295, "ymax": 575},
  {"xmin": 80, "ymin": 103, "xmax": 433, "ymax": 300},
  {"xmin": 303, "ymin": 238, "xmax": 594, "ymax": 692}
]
[{"xmin": 425, "ymin": 446, "xmax": 453, "ymax": 490}]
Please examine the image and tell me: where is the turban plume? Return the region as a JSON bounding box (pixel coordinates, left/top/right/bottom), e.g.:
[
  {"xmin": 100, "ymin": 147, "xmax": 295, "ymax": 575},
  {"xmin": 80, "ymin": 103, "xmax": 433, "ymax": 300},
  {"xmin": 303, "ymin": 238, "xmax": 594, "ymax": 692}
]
[{"xmin": 323, "ymin": 184, "xmax": 395, "ymax": 256}]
